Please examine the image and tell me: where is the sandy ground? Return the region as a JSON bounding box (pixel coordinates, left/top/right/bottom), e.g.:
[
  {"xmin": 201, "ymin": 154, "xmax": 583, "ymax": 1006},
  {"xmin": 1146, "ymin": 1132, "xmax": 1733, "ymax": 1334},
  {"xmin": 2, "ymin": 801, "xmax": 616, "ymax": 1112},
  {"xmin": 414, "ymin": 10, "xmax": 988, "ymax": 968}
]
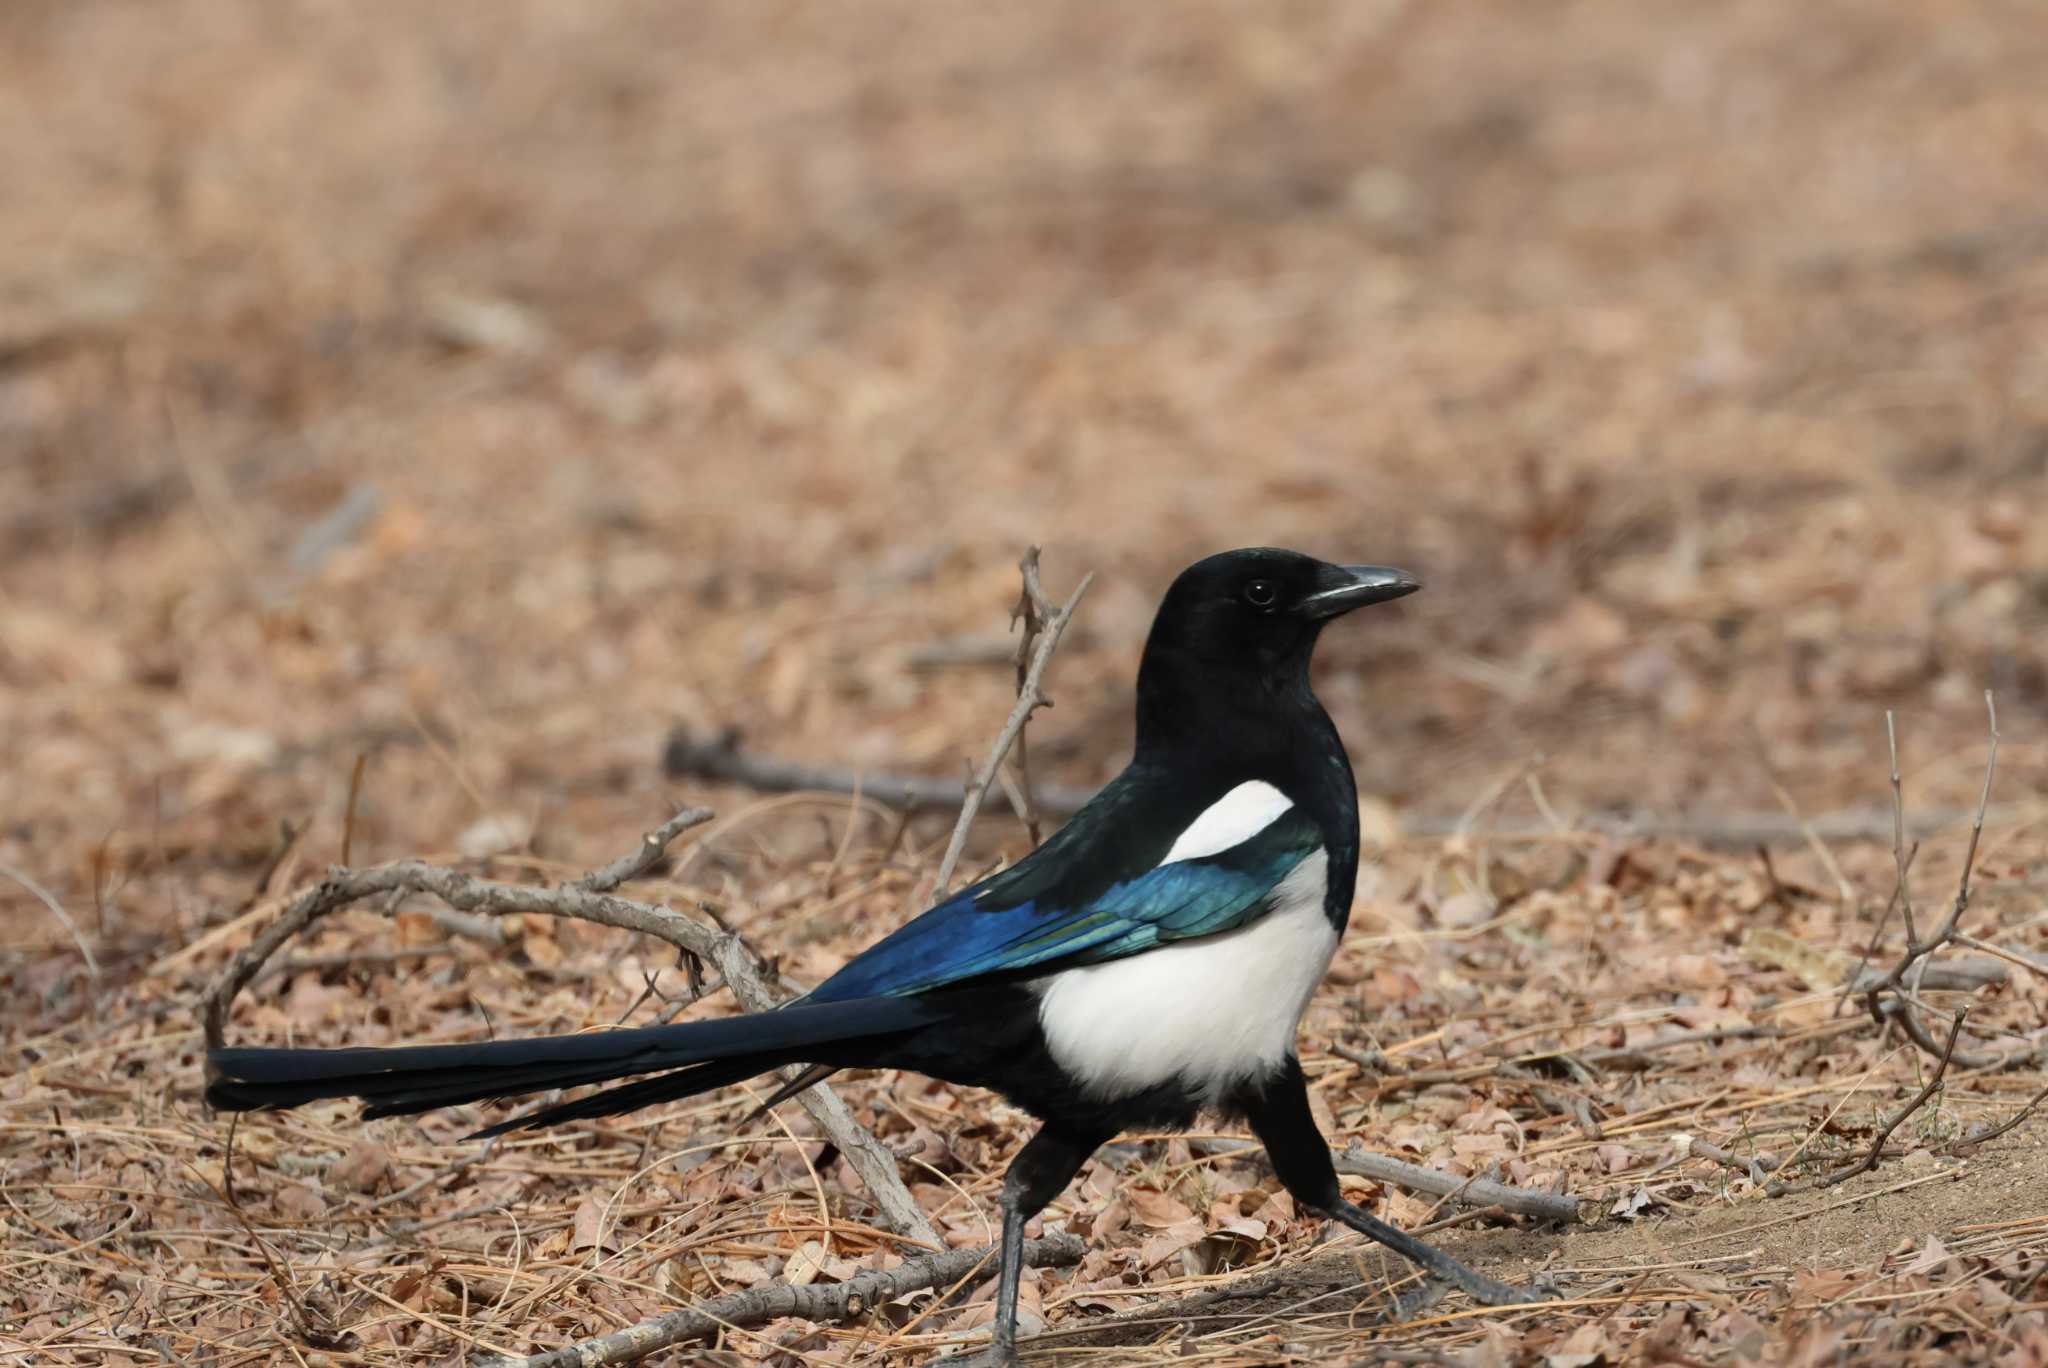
[{"xmin": 4, "ymin": 2, "xmax": 2047, "ymax": 1363}]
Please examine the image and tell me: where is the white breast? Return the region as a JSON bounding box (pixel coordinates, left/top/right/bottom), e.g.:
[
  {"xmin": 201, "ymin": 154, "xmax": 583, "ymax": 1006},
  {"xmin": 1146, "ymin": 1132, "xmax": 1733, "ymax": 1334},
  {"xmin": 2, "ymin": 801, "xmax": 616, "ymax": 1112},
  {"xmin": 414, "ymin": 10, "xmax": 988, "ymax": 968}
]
[{"xmin": 1035, "ymin": 848, "xmax": 1335, "ymax": 1105}]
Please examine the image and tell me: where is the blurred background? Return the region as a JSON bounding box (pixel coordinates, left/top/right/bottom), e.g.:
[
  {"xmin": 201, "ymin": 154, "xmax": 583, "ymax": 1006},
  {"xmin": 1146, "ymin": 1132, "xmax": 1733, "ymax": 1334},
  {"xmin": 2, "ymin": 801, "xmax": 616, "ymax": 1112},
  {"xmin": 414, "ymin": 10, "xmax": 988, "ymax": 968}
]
[{"xmin": 4, "ymin": 0, "xmax": 2047, "ymax": 944}]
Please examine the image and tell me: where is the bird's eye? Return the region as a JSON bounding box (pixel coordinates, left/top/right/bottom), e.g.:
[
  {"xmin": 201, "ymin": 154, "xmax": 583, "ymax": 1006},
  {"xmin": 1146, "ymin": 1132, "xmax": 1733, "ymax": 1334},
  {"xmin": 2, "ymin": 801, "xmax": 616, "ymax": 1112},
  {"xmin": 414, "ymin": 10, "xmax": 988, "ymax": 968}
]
[{"xmin": 1242, "ymin": 579, "xmax": 1277, "ymax": 608}]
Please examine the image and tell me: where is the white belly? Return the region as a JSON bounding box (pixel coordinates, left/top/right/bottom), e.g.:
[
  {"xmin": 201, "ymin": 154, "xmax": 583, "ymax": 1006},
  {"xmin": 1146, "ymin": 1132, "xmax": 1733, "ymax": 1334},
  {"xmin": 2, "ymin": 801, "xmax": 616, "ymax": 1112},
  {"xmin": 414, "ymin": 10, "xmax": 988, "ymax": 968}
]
[{"xmin": 1034, "ymin": 848, "xmax": 1336, "ymax": 1105}]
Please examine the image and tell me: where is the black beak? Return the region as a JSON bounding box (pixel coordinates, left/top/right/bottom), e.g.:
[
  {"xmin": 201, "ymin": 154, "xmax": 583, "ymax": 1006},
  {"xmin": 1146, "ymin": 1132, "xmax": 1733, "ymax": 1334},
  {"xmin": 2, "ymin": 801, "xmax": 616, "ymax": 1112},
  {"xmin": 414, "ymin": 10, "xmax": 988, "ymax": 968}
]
[{"xmin": 1295, "ymin": 564, "xmax": 1422, "ymax": 620}]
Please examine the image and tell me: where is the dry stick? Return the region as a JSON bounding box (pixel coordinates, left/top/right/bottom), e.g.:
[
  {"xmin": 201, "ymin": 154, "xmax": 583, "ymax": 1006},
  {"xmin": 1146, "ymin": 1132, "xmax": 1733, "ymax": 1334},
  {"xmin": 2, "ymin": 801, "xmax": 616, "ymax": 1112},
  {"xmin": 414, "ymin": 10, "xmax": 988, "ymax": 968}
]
[
  {"xmin": 663, "ymin": 728, "xmax": 1097, "ymax": 817},
  {"xmin": 1190, "ymin": 1136, "xmax": 1578, "ymax": 1224},
  {"xmin": 1334, "ymin": 1145, "xmax": 1582, "ymax": 1224},
  {"xmin": 470, "ymin": 1233, "xmax": 1086, "ymax": 1368},
  {"xmin": 1951, "ymin": 934, "xmax": 2048, "ymax": 979},
  {"xmin": 341, "ymin": 751, "xmax": 369, "ymax": 866},
  {"xmin": 661, "ymin": 734, "xmax": 2008, "ymax": 848},
  {"xmin": 1874, "ymin": 996, "xmax": 2041, "ymax": 1072},
  {"xmin": 1860, "ymin": 694, "xmax": 2001, "ymax": 1063},
  {"xmin": 1006, "ymin": 551, "xmax": 1059, "ymax": 848},
  {"xmin": 1835, "ymin": 841, "xmax": 1920, "ymax": 1019},
  {"xmin": 1768, "ymin": 1009, "xmax": 1969, "ymax": 1197},
  {"xmin": 1947, "ymin": 1080, "xmax": 2048, "ymax": 1151},
  {"xmin": 202, "ymin": 807, "xmax": 941, "ymax": 1249},
  {"xmin": 1887, "ymin": 711, "xmax": 1920, "ymax": 947},
  {"xmin": 0, "ymin": 862, "xmax": 100, "ymax": 980},
  {"xmin": 1677, "ymin": 1135, "xmax": 1783, "ymax": 1185},
  {"xmin": 931, "ymin": 549, "xmax": 1093, "ymax": 896}
]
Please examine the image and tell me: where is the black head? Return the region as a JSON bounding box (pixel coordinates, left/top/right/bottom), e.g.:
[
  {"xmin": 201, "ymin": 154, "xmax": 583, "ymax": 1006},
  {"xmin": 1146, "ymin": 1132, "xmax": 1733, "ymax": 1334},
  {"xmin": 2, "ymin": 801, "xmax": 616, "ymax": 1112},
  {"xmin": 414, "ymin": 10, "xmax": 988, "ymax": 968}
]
[
  {"xmin": 1133, "ymin": 547, "xmax": 1418, "ymax": 760},
  {"xmin": 1143, "ymin": 548, "xmax": 1418, "ymax": 674}
]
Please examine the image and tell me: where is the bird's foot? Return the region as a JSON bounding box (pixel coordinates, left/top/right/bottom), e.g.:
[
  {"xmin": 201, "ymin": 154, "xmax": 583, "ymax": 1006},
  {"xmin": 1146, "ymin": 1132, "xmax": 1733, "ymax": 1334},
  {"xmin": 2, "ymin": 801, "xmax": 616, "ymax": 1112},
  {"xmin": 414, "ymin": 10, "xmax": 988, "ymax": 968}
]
[
  {"xmin": 1387, "ymin": 1276, "xmax": 1452, "ymax": 1321},
  {"xmin": 1389, "ymin": 1268, "xmax": 1560, "ymax": 1320},
  {"xmin": 1453, "ymin": 1264, "xmax": 1550, "ymax": 1308}
]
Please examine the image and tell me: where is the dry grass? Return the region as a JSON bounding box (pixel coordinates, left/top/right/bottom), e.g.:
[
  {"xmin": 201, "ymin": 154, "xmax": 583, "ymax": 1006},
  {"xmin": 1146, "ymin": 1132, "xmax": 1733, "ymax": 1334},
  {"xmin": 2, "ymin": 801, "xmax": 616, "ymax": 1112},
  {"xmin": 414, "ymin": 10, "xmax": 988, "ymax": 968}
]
[{"xmin": 5, "ymin": 1, "xmax": 2048, "ymax": 1363}]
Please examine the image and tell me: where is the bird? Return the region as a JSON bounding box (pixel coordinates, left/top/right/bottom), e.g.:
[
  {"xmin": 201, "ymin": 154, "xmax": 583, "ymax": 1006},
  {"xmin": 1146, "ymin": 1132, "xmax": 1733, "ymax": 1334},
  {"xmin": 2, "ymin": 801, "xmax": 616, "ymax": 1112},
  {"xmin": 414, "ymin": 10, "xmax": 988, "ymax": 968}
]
[{"xmin": 207, "ymin": 547, "xmax": 1536, "ymax": 1365}]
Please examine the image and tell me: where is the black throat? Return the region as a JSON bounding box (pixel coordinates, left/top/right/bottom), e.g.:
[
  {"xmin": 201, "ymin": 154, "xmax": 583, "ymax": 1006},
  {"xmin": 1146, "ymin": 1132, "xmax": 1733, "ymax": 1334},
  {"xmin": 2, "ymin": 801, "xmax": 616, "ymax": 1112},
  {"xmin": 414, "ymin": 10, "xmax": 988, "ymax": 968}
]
[{"xmin": 1132, "ymin": 635, "xmax": 1362, "ymax": 931}]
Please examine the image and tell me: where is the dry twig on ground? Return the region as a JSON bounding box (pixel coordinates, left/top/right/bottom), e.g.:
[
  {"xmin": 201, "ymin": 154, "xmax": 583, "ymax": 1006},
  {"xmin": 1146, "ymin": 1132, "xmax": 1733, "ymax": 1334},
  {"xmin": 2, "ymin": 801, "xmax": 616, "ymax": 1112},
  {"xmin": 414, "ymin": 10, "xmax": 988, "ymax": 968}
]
[
  {"xmin": 472, "ymin": 1233, "xmax": 1085, "ymax": 1368},
  {"xmin": 662, "ymin": 727, "xmax": 1096, "ymax": 818},
  {"xmin": 1188, "ymin": 1136, "xmax": 1581, "ymax": 1225},
  {"xmin": 1765, "ymin": 1010, "xmax": 1969, "ymax": 1196},
  {"xmin": 1854, "ymin": 696, "xmax": 2047, "ymax": 1073}
]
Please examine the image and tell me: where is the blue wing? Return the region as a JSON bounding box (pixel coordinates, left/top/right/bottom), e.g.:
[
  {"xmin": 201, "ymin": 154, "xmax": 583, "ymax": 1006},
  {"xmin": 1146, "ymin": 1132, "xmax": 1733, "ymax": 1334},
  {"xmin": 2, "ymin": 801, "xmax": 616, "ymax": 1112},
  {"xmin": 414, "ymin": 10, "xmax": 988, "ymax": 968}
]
[{"xmin": 811, "ymin": 805, "xmax": 1322, "ymax": 1002}]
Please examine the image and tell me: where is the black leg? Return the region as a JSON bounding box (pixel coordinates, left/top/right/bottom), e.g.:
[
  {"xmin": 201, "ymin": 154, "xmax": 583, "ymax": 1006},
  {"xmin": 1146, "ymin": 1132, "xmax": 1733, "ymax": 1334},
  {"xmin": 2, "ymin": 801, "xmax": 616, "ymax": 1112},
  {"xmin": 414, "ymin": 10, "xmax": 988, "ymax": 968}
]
[
  {"xmin": 942, "ymin": 1122, "xmax": 1105, "ymax": 1366},
  {"xmin": 1239, "ymin": 1058, "xmax": 1535, "ymax": 1309}
]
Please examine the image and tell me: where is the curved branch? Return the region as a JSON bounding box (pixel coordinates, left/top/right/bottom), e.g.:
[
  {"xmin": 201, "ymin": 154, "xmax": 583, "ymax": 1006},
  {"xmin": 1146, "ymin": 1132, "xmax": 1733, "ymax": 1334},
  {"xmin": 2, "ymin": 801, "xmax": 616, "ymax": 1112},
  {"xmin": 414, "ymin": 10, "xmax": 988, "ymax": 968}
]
[{"xmin": 472, "ymin": 1233, "xmax": 1086, "ymax": 1368}]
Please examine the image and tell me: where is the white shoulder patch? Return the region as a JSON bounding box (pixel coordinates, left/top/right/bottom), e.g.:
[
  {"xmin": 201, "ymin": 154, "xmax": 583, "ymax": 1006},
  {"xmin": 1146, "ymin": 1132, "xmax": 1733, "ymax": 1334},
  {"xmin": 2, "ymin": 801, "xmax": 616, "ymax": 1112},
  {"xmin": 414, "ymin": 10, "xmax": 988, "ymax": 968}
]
[{"xmin": 1160, "ymin": 780, "xmax": 1294, "ymax": 865}]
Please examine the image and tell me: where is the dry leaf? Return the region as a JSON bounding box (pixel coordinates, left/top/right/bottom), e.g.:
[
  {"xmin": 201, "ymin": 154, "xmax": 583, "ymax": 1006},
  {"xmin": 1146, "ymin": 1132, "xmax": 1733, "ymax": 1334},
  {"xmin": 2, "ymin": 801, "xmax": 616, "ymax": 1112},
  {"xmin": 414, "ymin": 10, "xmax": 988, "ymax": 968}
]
[
  {"xmin": 274, "ymin": 1183, "xmax": 325, "ymax": 1222},
  {"xmin": 1543, "ymin": 1321, "xmax": 1611, "ymax": 1367},
  {"xmin": 327, "ymin": 1139, "xmax": 390, "ymax": 1194},
  {"xmin": 1126, "ymin": 1188, "xmax": 1196, "ymax": 1229},
  {"xmin": 571, "ymin": 1194, "xmax": 615, "ymax": 1253},
  {"xmin": 784, "ymin": 1238, "xmax": 830, "ymax": 1287},
  {"xmin": 1137, "ymin": 1217, "xmax": 1207, "ymax": 1270}
]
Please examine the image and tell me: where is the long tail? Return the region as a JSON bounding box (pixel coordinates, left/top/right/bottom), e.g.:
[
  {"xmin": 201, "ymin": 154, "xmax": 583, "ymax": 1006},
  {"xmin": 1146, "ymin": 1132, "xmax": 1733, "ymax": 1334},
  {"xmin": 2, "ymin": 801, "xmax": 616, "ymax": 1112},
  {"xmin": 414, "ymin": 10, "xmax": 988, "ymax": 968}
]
[{"xmin": 205, "ymin": 995, "xmax": 942, "ymax": 1138}]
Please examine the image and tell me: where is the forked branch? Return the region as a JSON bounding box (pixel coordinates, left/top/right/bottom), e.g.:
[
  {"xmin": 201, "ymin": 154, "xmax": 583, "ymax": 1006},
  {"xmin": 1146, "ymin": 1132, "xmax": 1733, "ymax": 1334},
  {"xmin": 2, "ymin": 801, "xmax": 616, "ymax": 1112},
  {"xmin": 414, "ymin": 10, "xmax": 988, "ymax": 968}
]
[{"xmin": 931, "ymin": 548, "xmax": 1093, "ymax": 895}]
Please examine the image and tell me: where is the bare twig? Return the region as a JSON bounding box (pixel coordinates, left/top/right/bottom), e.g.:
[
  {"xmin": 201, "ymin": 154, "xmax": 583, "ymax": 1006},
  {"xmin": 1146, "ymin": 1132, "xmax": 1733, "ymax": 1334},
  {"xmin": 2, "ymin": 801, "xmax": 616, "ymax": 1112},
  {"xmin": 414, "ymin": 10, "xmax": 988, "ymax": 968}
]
[
  {"xmin": 0, "ymin": 861, "xmax": 100, "ymax": 980},
  {"xmin": 1678, "ymin": 1134, "xmax": 1784, "ymax": 1185},
  {"xmin": 932, "ymin": 549, "xmax": 1093, "ymax": 895},
  {"xmin": 663, "ymin": 726, "xmax": 1095, "ymax": 816},
  {"xmin": 662, "ymin": 731, "xmax": 2002, "ymax": 849},
  {"xmin": 1859, "ymin": 695, "xmax": 2001, "ymax": 1062},
  {"xmin": 1836, "ymin": 840, "xmax": 1919, "ymax": 1018},
  {"xmin": 1332, "ymin": 1144, "xmax": 1582, "ymax": 1223},
  {"xmin": 1006, "ymin": 550, "xmax": 1060, "ymax": 847},
  {"xmin": 342, "ymin": 751, "xmax": 369, "ymax": 865},
  {"xmin": 1887, "ymin": 711, "xmax": 1919, "ymax": 946},
  {"xmin": 1847, "ymin": 957, "xmax": 2006, "ymax": 993},
  {"xmin": 239, "ymin": 818, "xmax": 308, "ymax": 916},
  {"xmin": 1190, "ymin": 1135, "xmax": 1578, "ymax": 1223},
  {"xmin": 1951, "ymin": 934, "xmax": 2048, "ymax": 979},
  {"xmin": 1873, "ymin": 996, "xmax": 2036, "ymax": 1072},
  {"xmin": 204, "ymin": 807, "xmax": 942, "ymax": 1247},
  {"xmin": 1770, "ymin": 1009, "xmax": 1968, "ymax": 1196},
  {"xmin": 471, "ymin": 1232, "xmax": 1085, "ymax": 1368},
  {"xmin": 575, "ymin": 807, "xmax": 711, "ymax": 892},
  {"xmin": 1947, "ymin": 1081, "xmax": 2048, "ymax": 1151}
]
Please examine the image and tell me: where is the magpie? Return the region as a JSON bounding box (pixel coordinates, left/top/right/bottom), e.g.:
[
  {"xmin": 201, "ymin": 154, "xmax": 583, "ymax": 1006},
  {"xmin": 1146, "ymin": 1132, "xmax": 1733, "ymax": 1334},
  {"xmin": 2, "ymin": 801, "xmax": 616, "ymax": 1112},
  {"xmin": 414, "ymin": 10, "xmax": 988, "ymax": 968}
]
[{"xmin": 207, "ymin": 548, "xmax": 1535, "ymax": 1364}]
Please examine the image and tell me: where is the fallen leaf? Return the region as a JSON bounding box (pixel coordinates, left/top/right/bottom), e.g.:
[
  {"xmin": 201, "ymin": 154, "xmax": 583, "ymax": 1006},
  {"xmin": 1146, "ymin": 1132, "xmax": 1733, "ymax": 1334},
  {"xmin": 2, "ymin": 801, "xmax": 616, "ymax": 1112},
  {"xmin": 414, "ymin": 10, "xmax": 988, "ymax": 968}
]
[
  {"xmin": 1137, "ymin": 1218, "xmax": 1207, "ymax": 1270},
  {"xmin": 784, "ymin": 1238, "xmax": 830, "ymax": 1287},
  {"xmin": 274, "ymin": 1183, "xmax": 325, "ymax": 1222},
  {"xmin": 1544, "ymin": 1321, "xmax": 1611, "ymax": 1367},
  {"xmin": 1900, "ymin": 1235, "xmax": 1954, "ymax": 1277},
  {"xmin": 327, "ymin": 1139, "xmax": 390, "ymax": 1194},
  {"xmin": 1126, "ymin": 1188, "xmax": 1196, "ymax": 1228},
  {"xmin": 571, "ymin": 1195, "xmax": 614, "ymax": 1253}
]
